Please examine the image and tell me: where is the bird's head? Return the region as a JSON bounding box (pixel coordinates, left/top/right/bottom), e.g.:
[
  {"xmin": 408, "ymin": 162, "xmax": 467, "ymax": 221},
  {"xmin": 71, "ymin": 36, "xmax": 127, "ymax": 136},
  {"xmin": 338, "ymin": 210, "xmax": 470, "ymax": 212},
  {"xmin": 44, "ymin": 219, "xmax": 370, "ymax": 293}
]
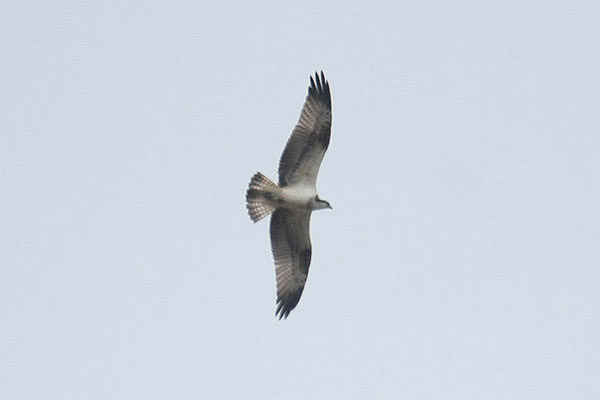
[{"xmin": 314, "ymin": 196, "xmax": 332, "ymax": 210}]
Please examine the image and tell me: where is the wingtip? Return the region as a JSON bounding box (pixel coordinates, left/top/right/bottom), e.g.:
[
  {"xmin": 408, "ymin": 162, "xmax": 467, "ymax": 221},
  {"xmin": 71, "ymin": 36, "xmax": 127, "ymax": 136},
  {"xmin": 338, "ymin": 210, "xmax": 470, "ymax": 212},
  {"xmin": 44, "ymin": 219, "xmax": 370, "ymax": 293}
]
[
  {"xmin": 275, "ymin": 301, "xmax": 290, "ymax": 320},
  {"xmin": 275, "ymin": 297, "xmax": 298, "ymax": 320},
  {"xmin": 308, "ymin": 70, "xmax": 331, "ymax": 106}
]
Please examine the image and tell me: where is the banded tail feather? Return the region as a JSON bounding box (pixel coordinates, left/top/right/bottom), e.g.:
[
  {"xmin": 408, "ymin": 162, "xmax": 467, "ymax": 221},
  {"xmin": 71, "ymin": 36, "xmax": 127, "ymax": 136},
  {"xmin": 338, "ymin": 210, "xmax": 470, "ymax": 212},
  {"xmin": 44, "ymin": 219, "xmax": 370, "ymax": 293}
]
[{"xmin": 246, "ymin": 172, "xmax": 280, "ymax": 222}]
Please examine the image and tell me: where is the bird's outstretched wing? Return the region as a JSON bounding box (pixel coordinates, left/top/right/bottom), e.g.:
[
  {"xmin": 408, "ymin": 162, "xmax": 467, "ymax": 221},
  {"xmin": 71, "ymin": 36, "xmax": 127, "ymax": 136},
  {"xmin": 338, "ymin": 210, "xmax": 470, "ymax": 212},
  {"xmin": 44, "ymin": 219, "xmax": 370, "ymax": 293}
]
[
  {"xmin": 278, "ymin": 71, "xmax": 332, "ymax": 188},
  {"xmin": 270, "ymin": 208, "xmax": 312, "ymax": 319}
]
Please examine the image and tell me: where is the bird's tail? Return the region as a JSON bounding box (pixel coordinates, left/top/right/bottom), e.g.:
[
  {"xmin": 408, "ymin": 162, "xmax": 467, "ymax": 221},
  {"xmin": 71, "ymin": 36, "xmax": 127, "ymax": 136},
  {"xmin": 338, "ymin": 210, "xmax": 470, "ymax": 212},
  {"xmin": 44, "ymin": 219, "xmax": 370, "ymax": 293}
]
[{"xmin": 246, "ymin": 172, "xmax": 279, "ymax": 222}]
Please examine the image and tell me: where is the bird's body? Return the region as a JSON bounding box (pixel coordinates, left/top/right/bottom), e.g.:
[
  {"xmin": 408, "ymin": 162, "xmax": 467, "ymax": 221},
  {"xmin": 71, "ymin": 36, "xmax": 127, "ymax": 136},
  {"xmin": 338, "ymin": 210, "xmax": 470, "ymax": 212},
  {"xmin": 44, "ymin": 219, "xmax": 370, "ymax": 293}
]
[
  {"xmin": 278, "ymin": 184, "xmax": 323, "ymax": 209},
  {"xmin": 246, "ymin": 72, "xmax": 332, "ymax": 319}
]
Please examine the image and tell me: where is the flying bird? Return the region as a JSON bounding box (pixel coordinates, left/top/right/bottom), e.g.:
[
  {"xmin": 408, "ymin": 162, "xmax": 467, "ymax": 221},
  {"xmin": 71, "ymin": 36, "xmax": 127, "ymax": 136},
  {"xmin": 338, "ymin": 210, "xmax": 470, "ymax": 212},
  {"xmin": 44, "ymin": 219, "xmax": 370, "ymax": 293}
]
[{"xmin": 246, "ymin": 71, "xmax": 333, "ymax": 319}]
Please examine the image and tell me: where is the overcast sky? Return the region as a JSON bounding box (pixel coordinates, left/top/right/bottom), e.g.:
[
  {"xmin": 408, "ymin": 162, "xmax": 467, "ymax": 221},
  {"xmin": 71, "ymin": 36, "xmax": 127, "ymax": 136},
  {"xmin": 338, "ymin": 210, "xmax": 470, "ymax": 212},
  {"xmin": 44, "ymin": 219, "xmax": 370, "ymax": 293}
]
[{"xmin": 2, "ymin": 2, "xmax": 599, "ymax": 399}]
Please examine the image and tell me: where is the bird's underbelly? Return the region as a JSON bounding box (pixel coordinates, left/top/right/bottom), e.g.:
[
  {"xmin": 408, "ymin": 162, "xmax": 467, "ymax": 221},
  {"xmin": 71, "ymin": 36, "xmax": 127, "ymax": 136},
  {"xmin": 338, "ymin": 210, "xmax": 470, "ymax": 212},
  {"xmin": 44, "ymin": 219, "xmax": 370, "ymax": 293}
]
[{"xmin": 278, "ymin": 187, "xmax": 315, "ymax": 210}]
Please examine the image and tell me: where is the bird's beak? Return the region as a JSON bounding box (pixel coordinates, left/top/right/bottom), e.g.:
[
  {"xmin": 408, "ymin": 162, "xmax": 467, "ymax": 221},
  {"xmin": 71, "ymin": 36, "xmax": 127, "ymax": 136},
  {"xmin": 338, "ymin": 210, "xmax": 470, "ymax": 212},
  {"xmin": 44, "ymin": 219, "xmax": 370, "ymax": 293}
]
[{"xmin": 328, "ymin": 203, "xmax": 333, "ymax": 210}]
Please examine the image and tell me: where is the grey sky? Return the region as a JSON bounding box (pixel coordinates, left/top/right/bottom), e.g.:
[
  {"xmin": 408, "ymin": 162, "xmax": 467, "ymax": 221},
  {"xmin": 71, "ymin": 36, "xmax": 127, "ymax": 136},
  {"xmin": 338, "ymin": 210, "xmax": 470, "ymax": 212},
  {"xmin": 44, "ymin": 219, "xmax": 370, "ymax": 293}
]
[{"xmin": 2, "ymin": 1, "xmax": 599, "ymax": 398}]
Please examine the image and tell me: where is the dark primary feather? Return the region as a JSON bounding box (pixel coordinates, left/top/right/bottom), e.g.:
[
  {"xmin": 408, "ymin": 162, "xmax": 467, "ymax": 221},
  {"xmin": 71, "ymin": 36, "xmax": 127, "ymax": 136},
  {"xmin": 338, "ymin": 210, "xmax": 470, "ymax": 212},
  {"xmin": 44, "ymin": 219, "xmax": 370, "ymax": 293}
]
[
  {"xmin": 270, "ymin": 208, "xmax": 312, "ymax": 319},
  {"xmin": 278, "ymin": 71, "xmax": 332, "ymax": 187}
]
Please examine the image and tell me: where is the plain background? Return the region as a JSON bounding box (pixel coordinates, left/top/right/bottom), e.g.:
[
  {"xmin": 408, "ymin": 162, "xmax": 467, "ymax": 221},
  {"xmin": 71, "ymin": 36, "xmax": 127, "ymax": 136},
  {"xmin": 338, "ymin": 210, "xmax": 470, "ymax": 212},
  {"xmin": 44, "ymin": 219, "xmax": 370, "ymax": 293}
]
[{"xmin": 2, "ymin": 1, "xmax": 599, "ymax": 398}]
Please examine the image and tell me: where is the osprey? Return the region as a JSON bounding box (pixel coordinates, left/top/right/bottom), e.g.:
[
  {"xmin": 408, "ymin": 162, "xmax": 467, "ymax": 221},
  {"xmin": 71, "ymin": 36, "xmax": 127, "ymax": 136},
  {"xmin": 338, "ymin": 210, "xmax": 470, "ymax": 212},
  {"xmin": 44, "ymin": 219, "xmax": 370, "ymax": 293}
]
[{"xmin": 246, "ymin": 71, "xmax": 332, "ymax": 319}]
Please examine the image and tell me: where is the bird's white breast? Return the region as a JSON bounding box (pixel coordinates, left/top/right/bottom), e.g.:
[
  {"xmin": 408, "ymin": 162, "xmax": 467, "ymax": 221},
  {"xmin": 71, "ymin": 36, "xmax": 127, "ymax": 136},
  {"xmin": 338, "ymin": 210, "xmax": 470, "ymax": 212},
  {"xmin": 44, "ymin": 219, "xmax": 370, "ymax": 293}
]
[{"xmin": 279, "ymin": 184, "xmax": 316, "ymax": 209}]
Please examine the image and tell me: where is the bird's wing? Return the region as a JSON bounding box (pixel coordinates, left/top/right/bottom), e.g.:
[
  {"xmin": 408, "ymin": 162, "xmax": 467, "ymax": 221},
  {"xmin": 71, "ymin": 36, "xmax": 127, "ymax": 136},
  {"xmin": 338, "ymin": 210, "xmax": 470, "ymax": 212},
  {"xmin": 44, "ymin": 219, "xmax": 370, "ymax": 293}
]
[
  {"xmin": 278, "ymin": 71, "xmax": 332, "ymax": 188},
  {"xmin": 270, "ymin": 208, "xmax": 312, "ymax": 319}
]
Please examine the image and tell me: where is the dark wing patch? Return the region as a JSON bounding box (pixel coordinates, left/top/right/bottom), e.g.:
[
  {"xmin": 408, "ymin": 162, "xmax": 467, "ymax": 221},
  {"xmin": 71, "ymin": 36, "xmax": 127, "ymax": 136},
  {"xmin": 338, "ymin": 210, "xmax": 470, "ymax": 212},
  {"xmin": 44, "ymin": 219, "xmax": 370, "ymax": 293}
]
[
  {"xmin": 278, "ymin": 71, "xmax": 332, "ymax": 187},
  {"xmin": 270, "ymin": 208, "xmax": 313, "ymax": 319}
]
